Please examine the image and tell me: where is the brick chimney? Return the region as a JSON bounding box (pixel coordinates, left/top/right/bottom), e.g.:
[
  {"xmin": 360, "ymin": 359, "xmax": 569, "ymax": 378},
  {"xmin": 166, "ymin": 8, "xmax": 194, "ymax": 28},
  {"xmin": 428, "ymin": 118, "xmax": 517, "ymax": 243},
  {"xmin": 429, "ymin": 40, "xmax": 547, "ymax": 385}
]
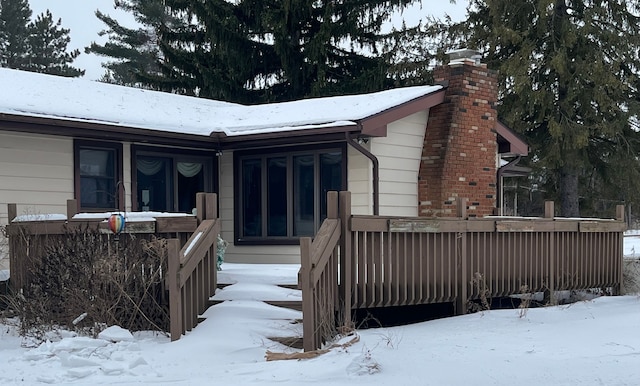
[{"xmin": 418, "ymin": 49, "xmax": 498, "ymax": 217}]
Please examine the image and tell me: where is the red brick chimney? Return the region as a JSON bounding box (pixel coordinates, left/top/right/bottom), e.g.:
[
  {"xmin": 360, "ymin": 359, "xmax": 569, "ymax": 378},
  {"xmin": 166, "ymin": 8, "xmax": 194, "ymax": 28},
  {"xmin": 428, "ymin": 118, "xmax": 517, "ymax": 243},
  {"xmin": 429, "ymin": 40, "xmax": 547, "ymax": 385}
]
[{"xmin": 418, "ymin": 50, "xmax": 498, "ymax": 217}]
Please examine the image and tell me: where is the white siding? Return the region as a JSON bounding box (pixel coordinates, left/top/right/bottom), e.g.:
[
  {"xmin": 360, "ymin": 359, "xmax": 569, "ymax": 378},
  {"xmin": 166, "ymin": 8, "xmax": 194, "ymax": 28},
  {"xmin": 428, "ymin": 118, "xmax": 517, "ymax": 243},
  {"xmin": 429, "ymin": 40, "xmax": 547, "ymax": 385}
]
[
  {"xmin": 217, "ymin": 151, "xmax": 300, "ymax": 264},
  {"xmin": 0, "ymin": 109, "xmax": 429, "ymax": 268},
  {"xmin": 0, "ymin": 131, "xmax": 74, "ymax": 224},
  {"xmin": 347, "ymin": 145, "xmax": 373, "ymax": 215},
  {"xmin": 0, "ymin": 131, "xmax": 74, "ymax": 269},
  {"xmin": 370, "ymin": 110, "xmax": 429, "ymax": 217}
]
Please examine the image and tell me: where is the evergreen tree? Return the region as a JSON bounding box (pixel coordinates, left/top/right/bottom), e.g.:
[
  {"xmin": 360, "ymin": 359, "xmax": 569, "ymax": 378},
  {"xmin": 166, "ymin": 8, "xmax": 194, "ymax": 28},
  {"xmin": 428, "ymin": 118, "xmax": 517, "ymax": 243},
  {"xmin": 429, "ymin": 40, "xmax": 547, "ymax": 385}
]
[
  {"xmin": 441, "ymin": 0, "xmax": 640, "ymax": 217},
  {"xmin": 0, "ymin": 0, "xmax": 83, "ymax": 77},
  {"xmin": 160, "ymin": 0, "xmax": 423, "ymax": 103},
  {"xmin": 26, "ymin": 10, "xmax": 83, "ymax": 77},
  {"xmin": 89, "ymin": 0, "xmax": 428, "ymax": 103},
  {"xmin": 0, "ymin": 0, "xmax": 32, "ymax": 69},
  {"xmin": 86, "ymin": 0, "xmax": 174, "ymax": 89}
]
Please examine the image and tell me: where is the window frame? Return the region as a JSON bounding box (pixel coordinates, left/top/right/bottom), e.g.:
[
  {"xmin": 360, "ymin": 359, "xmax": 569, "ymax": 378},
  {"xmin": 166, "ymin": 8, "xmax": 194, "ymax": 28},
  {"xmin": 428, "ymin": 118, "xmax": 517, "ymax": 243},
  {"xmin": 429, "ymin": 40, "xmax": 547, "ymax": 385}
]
[
  {"xmin": 233, "ymin": 143, "xmax": 347, "ymax": 245},
  {"xmin": 131, "ymin": 145, "xmax": 218, "ymax": 213},
  {"xmin": 73, "ymin": 140, "xmax": 124, "ymax": 212}
]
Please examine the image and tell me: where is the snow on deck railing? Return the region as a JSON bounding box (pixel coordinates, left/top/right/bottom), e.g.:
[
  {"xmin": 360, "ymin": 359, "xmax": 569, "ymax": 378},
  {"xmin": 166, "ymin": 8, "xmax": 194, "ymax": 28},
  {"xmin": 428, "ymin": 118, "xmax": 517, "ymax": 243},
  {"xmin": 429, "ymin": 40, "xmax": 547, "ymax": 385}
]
[
  {"xmin": 13, "ymin": 214, "xmax": 67, "ymax": 222},
  {"xmin": 13, "ymin": 211, "xmax": 192, "ymax": 222},
  {"xmin": 184, "ymin": 231, "xmax": 203, "ymax": 256}
]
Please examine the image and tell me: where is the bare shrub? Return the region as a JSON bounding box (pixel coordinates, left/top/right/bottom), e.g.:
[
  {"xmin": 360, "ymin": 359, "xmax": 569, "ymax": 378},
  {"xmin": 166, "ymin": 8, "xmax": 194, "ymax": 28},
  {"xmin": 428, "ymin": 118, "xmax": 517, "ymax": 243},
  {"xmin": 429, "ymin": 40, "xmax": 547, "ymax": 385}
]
[
  {"xmin": 7, "ymin": 226, "xmax": 170, "ymax": 342},
  {"xmin": 0, "ymin": 224, "xmax": 8, "ymax": 271},
  {"xmin": 623, "ymin": 259, "xmax": 640, "ymax": 295},
  {"xmin": 467, "ymin": 272, "xmax": 491, "ymax": 313},
  {"xmin": 517, "ymin": 285, "xmax": 532, "ymax": 318}
]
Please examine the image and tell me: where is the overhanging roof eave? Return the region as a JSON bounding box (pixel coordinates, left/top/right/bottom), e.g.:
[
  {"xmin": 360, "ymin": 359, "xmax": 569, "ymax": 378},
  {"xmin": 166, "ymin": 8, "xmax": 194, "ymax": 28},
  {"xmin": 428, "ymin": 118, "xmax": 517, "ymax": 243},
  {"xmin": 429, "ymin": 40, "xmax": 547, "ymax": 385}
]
[
  {"xmin": 218, "ymin": 123, "xmax": 358, "ymax": 143},
  {"xmin": 359, "ymin": 88, "xmax": 446, "ymax": 137},
  {"xmin": 496, "ymin": 121, "xmax": 529, "ymax": 156},
  {"xmin": 0, "ymin": 112, "xmax": 219, "ymax": 149}
]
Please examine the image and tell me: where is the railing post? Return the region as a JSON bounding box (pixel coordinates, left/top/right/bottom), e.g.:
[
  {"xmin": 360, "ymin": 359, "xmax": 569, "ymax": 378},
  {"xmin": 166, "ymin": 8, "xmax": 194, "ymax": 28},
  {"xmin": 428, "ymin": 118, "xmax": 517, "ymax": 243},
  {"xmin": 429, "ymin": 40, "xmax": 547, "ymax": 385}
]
[
  {"xmin": 456, "ymin": 197, "xmax": 467, "ymax": 219},
  {"xmin": 196, "ymin": 193, "xmax": 205, "ymax": 223},
  {"xmin": 544, "ymin": 201, "xmax": 555, "ymax": 304},
  {"xmin": 67, "ymin": 199, "xmax": 78, "ymax": 219},
  {"xmin": 196, "ymin": 192, "xmax": 218, "ymax": 223},
  {"xmin": 615, "ymin": 205, "xmax": 625, "ymax": 222},
  {"xmin": 7, "ymin": 203, "xmax": 17, "ymax": 223},
  {"xmin": 455, "ymin": 197, "xmax": 468, "ymax": 315},
  {"xmin": 205, "ymin": 193, "xmax": 217, "ymax": 220},
  {"xmin": 7, "ymin": 204, "xmax": 18, "ymax": 291},
  {"xmin": 455, "ymin": 226, "xmax": 468, "ymax": 315},
  {"xmin": 338, "ymin": 191, "xmax": 352, "ymax": 328},
  {"xmin": 300, "ymin": 237, "xmax": 314, "ymax": 351},
  {"xmin": 327, "ymin": 191, "xmax": 338, "ymax": 219},
  {"xmin": 167, "ymin": 238, "xmax": 183, "ymax": 341},
  {"xmin": 544, "ymin": 201, "xmax": 554, "ymax": 218},
  {"xmin": 615, "ymin": 204, "xmax": 625, "ymax": 295}
]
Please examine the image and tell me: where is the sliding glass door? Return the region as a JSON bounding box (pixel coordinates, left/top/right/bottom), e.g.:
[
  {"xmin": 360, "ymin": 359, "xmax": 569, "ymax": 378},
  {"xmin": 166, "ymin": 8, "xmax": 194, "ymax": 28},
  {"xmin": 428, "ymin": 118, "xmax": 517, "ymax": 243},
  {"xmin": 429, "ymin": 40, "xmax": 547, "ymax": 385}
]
[{"xmin": 133, "ymin": 147, "xmax": 215, "ymax": 214}]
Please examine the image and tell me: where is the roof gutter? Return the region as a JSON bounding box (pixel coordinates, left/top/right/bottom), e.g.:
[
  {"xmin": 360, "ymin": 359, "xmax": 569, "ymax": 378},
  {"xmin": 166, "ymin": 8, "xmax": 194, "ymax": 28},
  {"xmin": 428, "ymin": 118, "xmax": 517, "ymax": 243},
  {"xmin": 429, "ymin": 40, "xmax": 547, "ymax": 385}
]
[{"xmin": 346, "ymin": 132, "xmax": 379, "ymax": 215}]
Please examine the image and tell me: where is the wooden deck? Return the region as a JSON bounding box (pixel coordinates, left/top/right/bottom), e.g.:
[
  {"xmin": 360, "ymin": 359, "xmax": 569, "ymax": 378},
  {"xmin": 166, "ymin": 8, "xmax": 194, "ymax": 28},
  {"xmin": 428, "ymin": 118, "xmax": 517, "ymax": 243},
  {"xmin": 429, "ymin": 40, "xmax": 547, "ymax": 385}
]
[
  {"xmin": 6, "ymin": 193, "xmax": 220, "ymax": 341},
  {"xmin": 6, "ymin": 191, "xmax": 625, "ymax": 350},
  {"xmin": 299, "ymin": 192, "xmax": 625, "ymax": 351}
]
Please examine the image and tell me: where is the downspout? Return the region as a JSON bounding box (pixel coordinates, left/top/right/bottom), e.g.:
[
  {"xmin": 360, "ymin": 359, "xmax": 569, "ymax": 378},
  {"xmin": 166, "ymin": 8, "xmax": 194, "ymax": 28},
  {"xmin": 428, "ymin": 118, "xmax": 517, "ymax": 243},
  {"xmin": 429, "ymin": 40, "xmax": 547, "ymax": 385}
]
[
  {"xmin": 496, "ymin": 156, "xmax": 522, "ymax": 216},
  {"xmin": 346, "ymin": 132, "xmax": 379, "ymax": 215}
]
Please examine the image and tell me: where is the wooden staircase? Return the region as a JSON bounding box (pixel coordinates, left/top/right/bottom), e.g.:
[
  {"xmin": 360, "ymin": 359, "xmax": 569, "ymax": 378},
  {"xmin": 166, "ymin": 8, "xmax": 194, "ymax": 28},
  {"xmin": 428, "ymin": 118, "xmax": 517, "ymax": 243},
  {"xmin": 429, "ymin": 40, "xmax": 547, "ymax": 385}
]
[
  {"xmin": 207, "ymin": 283, "xmax": 303, "ymax": 311},
  {"xmin": 201, "ymin": 279, "xmax": 304, "ymax": 349}
]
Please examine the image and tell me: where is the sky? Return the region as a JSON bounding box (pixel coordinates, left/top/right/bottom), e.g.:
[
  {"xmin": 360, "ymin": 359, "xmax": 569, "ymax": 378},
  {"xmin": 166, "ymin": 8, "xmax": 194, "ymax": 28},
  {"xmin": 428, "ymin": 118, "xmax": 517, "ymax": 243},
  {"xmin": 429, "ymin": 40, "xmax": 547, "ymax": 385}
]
[{"xmin": 27, "ymin": 0, "xmax": 469, "ymax": 80}]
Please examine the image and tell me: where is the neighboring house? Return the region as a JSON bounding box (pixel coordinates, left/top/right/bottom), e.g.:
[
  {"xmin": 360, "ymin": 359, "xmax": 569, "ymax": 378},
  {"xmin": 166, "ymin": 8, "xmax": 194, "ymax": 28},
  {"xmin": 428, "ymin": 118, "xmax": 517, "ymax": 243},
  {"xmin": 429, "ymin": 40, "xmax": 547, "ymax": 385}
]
[{"xmin": 0, "ymin": 50, "xmax": 528, "ymax": 265}]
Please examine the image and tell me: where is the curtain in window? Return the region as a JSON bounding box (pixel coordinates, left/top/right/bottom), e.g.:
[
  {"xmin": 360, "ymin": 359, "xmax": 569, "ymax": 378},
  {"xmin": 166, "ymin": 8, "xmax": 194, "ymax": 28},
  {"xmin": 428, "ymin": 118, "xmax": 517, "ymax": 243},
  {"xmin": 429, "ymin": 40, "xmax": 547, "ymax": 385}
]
[
  {"xmin": 177, "ymin": 162, "xmax": 203, "ymax": 177},
  {"xmin": 137, "ymin": 159, "xmax": 164, "ymax": 175},
  {"xmin": 321, "ymin": 152, "xmax": 341, "ymax": 165}
]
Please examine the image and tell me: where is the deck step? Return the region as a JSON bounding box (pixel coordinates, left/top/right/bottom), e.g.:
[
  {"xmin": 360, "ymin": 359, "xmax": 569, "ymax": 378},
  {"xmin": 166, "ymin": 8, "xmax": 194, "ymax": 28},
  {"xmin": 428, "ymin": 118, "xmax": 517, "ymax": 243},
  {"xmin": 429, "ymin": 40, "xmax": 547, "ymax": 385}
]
[
  {"xmin": 208, "ymin": 299, "xmax": 302, "ymax": 311},
  {"xmin": 217, "ymin": 283, "xmax": 298, "ymax": 290},
  {"xmin": 265, "ymin": 300, "xmax": 302, "ymax": 311},
  {"xmin": 277, "ymin": 283, "xmax": 300, "ymax": 290},
  {"xmin": 268, "ymin": 336, "xmax": 304, "ymax": 350}
]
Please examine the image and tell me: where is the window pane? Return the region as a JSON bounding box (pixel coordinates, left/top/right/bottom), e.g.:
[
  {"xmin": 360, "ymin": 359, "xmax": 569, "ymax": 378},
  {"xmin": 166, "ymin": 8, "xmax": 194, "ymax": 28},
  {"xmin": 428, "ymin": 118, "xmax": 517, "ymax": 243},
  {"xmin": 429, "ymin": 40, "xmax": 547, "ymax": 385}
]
[
  {"xmin": 242, "ymin": 159, "xmax": 262, "ymax": 236},
  {"xmin": 137, "ymin": 156, "xmax": 172, "ymax": 212},
  {"xmin": 320, "ymin": 151, "xmax": 342, "ymax": 219},
  {"xmin": 177, "ymin": 162, "xmax": 204, "ymax": 214},
  {"xmin": 294, "ymin": 155, "xmax": 315, "ymax": 236},
  {"xmin": 79, "ymin": 148, "xmax": 116, "ymax": 209},
  {"xmin": 267, "ymin": 157, "xmax": 287, "ymax": 236}
]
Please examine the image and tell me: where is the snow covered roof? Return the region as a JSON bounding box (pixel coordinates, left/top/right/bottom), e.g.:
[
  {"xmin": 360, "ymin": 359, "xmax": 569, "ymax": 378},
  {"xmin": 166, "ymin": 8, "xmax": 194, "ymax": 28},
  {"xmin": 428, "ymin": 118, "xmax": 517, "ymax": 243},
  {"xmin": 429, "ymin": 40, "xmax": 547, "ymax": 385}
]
[{"xmin": 0, "ymin": 68, "xmax": 443, "ymax": 138}]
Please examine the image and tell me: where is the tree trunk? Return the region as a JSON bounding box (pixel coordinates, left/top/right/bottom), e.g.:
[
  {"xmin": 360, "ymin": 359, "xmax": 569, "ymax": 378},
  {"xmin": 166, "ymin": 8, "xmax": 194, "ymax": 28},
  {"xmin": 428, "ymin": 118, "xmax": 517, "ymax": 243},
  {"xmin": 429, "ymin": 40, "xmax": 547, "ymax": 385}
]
[{"xmin": 560, "ymin": 164, "xmax": 580, "ymax": 217}]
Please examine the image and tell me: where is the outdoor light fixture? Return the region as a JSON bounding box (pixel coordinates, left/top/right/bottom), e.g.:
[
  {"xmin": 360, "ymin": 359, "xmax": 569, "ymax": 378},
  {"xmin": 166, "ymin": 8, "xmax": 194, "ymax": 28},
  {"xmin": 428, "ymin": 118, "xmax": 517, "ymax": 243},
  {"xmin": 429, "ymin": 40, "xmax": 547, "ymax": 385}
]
[{"xmin": 357, "ymin": 137, "xmax": 369, "ymax": 145}]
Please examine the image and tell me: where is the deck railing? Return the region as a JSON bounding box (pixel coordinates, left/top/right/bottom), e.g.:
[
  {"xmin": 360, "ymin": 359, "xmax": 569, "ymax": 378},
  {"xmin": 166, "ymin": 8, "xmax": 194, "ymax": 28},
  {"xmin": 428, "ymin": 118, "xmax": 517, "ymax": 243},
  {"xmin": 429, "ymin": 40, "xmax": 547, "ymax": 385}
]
[
  {"xmin": 6, "ymin": 193, "xmax": 219, "ymax": 341},
  {"xmin": 167, "ymin": 193, "xmax": 219, "ymax": 340},
  {"xmin": 6, "ymin": 200, "xmax": 199, "ymax": 291},
  {"xmin": 299, "ymin": 191, "xmax": 343, "ymax": 352},
  {"xmin": 301, "ymin": 191, "xmax": 625, "ymax": 351}
]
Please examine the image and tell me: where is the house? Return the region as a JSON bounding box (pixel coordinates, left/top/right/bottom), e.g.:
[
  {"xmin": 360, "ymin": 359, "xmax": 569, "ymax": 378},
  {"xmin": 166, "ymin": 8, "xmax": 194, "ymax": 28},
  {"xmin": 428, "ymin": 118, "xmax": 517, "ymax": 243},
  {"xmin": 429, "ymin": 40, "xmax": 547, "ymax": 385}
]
[{"xmin": 0, "ymin": 50, "xmax": 528, "ymax": 269}]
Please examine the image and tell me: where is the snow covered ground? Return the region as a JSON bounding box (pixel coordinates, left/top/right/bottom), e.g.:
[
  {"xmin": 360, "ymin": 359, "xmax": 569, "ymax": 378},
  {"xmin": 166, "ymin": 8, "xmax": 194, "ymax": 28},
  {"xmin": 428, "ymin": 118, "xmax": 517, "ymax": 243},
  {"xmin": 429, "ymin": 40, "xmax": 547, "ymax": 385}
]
[{"xmin": 0, "ymin": 249, "xmax": 639, "ymax": 384}]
